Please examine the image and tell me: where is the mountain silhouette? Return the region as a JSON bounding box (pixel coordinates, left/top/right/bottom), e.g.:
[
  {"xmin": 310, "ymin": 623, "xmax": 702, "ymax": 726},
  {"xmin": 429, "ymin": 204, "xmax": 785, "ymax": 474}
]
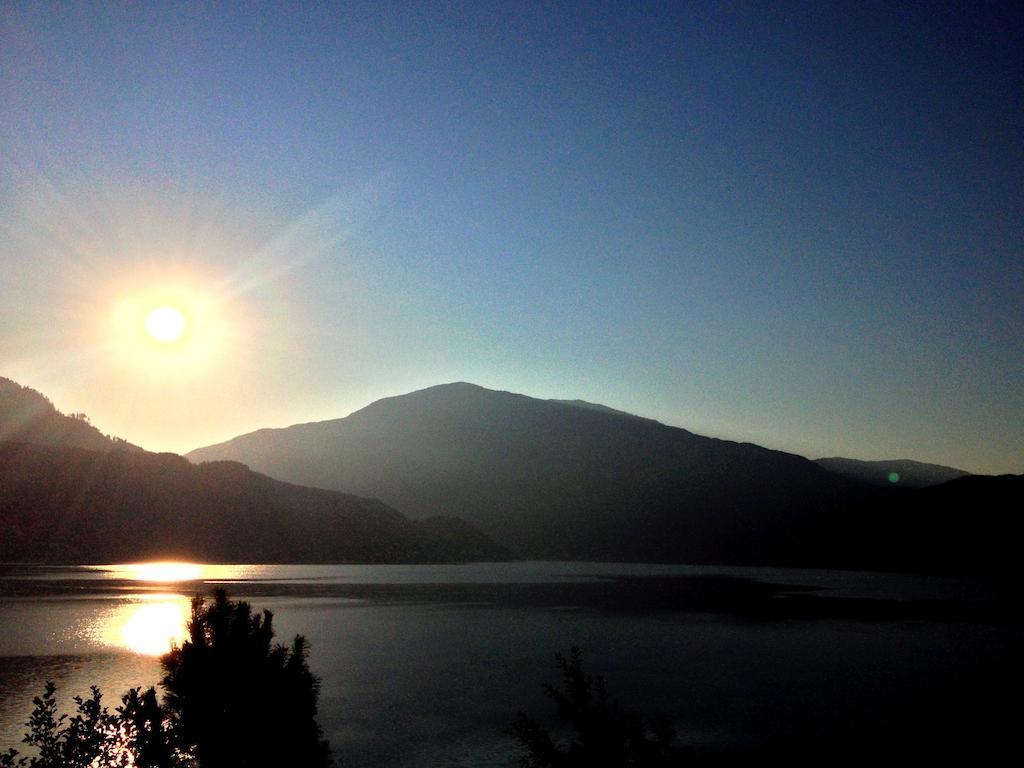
[
  {"xmin": 6, "ymin": 378, "xmax": 1017, "ymax": 571},
  {"xmin": 0, "ymin": 442, "xmax": 511, "ymax": 563},
  {"xmin": 0, "ymin": 379, "xmax": 509, "ymax": 564},
  {"xmin": 815, "ymin": 456, "xmax": 969, "ymax": 487},
  {"xmin": 187, "ymin": 382, "xmax": 1020, "ymax": 571}
]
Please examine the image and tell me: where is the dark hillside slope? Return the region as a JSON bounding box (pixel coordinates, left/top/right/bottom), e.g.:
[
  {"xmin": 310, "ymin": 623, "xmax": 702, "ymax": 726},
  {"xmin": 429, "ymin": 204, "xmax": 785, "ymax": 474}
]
[{"xmin": 0, "ymin": 442, "xmax": 510, "ymax": 564}]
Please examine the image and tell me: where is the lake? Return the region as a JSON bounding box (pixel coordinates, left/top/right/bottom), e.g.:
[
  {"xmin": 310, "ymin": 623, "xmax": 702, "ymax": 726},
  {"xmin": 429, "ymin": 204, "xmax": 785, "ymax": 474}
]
[{"xmin": 1, "ymin": 561, "xmax": 1020, "ymax": 764}]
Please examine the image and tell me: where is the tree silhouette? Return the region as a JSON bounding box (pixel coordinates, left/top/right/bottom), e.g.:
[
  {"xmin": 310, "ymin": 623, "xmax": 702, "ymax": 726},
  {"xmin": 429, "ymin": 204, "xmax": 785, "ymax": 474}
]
[
  {"xmin": 160, "ymin": 589, "xmax": 331, "ymax": 768},
  {"xmin": 510, "ymin": 647, "xmax": 683, "ymax": 768}
]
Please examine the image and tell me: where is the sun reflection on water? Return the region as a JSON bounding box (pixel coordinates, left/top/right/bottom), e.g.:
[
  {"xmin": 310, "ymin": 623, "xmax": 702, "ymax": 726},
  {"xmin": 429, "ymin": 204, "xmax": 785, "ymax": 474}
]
[
  {"xmin": 107, "ymin": 561, "xmax": 204, "ymax": 582},
  {"xmin": 98, "ymin": 594, "xmax": 190, "ymax": 656},
  {"xmin": 87, "ymin": 561, "xmax": 257, "ymax": 582}
]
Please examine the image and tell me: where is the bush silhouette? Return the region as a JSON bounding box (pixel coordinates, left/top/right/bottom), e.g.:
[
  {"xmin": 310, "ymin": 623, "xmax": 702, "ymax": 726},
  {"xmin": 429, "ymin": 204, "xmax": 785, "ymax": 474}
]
[{"xmin": 510, "ymin": 647, "xmax": 683, "ymax": 768}]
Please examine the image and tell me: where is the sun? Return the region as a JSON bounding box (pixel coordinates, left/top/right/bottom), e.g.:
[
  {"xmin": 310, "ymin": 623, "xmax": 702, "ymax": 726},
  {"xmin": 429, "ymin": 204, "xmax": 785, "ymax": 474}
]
[
  {"xmin": 109, "ymin": 278, "xmax": 232, "ymax": 376},
  {"xmin": 145, "ymin": 306, "xmax": 187, "ymax": 343}
]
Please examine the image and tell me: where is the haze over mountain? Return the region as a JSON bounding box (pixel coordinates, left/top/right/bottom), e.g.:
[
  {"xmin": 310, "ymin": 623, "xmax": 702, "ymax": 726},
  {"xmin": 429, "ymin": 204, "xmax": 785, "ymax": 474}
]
[
  {"xmin": 815, "ymin": 457, "xmax": 970, "ymax": 488},
  {"xmin": 0, "ymin": 379, "xmax": 509, "ymax": 564},
  {"xmin": 187, "ymin": 382, "xmax": 1022, "ymax": 572},
  {"xmin": 0, "ymin": 377, "xmax": 141, "ymax": 453}
]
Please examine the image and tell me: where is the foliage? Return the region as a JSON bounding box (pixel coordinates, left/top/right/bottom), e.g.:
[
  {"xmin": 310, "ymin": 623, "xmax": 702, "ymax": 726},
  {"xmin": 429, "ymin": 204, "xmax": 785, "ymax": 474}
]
[
  {"xmin": 0, "ymin": 682, "xmax": 175, "ymax": 768},
  {"xmin": 2, "ymin": 589, "xmax": 330, "ymax": 768},
  {"xmin": 510, "ymin": 647, "xmax": 683, "ymax": 768},
  {"xmin": 160, "ymin": 589, "xmax": 331, "ymax": 768},
  {"xmin": 119, "ymin": 687, "xmax": 177, "ymax": 768}
]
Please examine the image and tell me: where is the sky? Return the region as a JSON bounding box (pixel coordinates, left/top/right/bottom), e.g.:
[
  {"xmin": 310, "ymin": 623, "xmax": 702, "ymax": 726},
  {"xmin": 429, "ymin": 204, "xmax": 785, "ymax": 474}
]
[{"xmin": 1, "ymin": 1, "xmax": 1022, "ymax": 474}]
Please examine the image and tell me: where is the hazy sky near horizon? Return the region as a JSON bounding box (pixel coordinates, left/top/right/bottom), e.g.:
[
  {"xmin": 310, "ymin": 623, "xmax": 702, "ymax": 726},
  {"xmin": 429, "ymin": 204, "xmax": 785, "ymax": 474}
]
[{"xmin": 2, "ymin": 1, "xmax": 1022, "ymax": 474}]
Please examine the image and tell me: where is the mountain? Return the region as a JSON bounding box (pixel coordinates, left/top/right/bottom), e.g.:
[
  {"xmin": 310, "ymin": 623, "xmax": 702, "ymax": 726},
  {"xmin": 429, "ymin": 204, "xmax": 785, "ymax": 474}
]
[
  {"xmin": 0, "ymin": 442, "xmax": 511, "ymax": 564},
  {"xmin": 0, "ymin": 377, "xmax": 141, "ymax": 452},
  {"xmin": 187, "ymin": 382, "xmax": 1024, "ymax": 572},
  {"xmin": 182, "ymin": 383, "xmax": 883, "ymax": 566},
  {"xmin": 816, "ymin": 457, "xmax": 970, "ymax": 487},
  {"xmin": 6, "ymin": 378, "xmax": 1018, "ymax": 572},
  {"xmin": 884, "ymin": 473, "xmax": 1024, "ymax": 572},
  {"xmin": 0, "ymin": 378, "xmax": 510, "ymax": 564}
]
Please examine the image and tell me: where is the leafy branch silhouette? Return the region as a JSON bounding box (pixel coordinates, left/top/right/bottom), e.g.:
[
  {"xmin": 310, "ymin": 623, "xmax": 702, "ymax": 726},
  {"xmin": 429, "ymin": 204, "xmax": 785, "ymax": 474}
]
[{"xmin": 510, "ymin": 647, "xmax": 684, "ymax": 768}]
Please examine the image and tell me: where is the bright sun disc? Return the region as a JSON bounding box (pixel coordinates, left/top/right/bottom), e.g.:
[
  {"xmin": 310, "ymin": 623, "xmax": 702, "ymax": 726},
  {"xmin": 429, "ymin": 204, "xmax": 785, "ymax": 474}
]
[{"xmin": 145, "ymin": 306, "xmax": 187, "ymax": 343}]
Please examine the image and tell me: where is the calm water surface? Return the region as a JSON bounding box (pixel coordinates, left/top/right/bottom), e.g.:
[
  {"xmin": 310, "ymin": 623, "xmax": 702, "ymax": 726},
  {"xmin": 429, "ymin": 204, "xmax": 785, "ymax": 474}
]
[{"xmin": 1, "ymin": 562, "xmax": 1019, "ymax": 765}]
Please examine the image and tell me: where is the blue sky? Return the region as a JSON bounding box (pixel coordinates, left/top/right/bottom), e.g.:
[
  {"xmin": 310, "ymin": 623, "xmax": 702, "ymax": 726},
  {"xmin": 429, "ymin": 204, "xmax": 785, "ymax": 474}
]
[{"xmin": 2, "ymin": 1, "xmax": 1022, "ymax": 473}]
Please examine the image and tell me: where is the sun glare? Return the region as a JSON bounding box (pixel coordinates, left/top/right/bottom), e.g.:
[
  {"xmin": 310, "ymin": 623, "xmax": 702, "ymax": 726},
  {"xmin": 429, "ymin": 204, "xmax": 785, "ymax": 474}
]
[
  {"xmin": 145, "ymin": 306, "xmax": 187, "ymax": 343},
  {"xmin": 110, "ymin": 278, "xmax": 233, "ymax": 379}
]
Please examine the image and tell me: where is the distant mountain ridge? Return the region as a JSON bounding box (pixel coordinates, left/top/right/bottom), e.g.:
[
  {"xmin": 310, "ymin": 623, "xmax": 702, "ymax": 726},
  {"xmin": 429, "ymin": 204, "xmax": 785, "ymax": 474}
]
[
  {"xmin": 0, "ymin": 378, "xmax": 510, "ymax": 564},
  {"xmin": 815, "ymin": 457, "xmax": 970, "ymax": 488}
]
